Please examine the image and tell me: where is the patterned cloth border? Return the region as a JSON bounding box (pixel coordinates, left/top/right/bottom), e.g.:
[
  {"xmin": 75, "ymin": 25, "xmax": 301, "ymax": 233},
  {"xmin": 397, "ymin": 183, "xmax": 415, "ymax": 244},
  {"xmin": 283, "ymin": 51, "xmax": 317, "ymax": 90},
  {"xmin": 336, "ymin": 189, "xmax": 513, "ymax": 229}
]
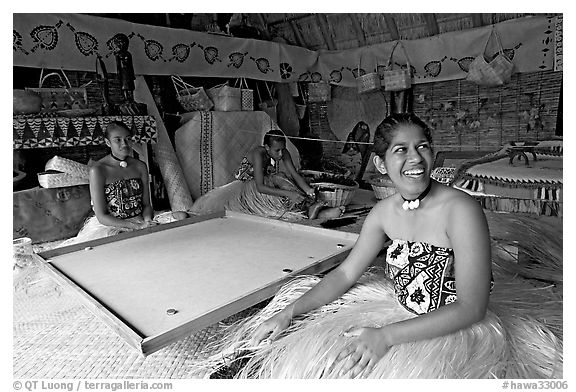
[
  {"xmin": 13, "ymin": 14, "xmax": 558, "ymax": 87},
  {"xmin": 13, "ymin": 115, "xmax": 157, "ymax": 149}
]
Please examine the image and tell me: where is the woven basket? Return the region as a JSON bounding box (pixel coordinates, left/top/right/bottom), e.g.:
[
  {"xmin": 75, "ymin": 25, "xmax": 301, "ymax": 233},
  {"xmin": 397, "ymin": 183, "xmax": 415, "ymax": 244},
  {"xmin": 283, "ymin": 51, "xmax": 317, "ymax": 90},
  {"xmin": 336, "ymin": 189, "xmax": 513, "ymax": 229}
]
[
  {"xmin": 383, "ymin": 41, "xmax": 412, "ymax": 91},
  {"xmin": 308, "ymin": 81, "xmax": 331, "ymax": 102},
  {"xmin": 466, "ymin": 29, "xmax": 514, "ymax": 87},
  {"xmin": 368, "ymin": 174, "xmax": 397, "ymax": 199},
  {"xmin": 45, "ymin": 156, "xmax": 90, "ymax": 179},
  {"xmin": 357, "ymin": 53, "xmax": 381, "ymax": 94},
  {"xmin": 171, "ymin": 75, "xmax": 214, "ymax": 112},
  {"xmin": 26, "ymin": 69, "xmax": 89, "ymax": 113},
  {"xmin": 38, "ymin": 170, "xmax": 89, "ymax": 188},
  {"xmin": 311, "ymin": 181, "xmax": 359, "ymax": 207},
  {"xmin": 300, "ymin": 170, "xmax": 336, "ymax": 181},
  {"xmin": 235, "ymin": 78, "xmax": 254, "ymax": 111},
  {"xmin": 207, "ymin": 83, "xmax": 242, "ymax": 112}
]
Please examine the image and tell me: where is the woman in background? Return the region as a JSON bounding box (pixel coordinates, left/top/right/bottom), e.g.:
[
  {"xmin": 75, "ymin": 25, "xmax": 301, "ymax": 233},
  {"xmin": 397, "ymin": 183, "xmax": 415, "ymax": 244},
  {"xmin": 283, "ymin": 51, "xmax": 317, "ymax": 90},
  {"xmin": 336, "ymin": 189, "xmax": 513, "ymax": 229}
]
[
  {"xmin": 59, "ymin": 121, "xmax": 187, "ymax": 247},
  {"xmin": 191, "ymin": 129, "xmax": 341, "ymax": 220}
]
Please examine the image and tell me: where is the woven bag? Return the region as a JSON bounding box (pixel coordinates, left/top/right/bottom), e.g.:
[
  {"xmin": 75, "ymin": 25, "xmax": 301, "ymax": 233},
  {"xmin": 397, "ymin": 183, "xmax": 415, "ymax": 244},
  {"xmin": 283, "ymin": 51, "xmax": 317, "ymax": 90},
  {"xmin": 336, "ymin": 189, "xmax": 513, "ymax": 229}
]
[
  {"xmin": 466, "ymin": 29, "xmax": 514, "ymax": 87},
  {"xmin": 207, "ymin": 83, "xmax": 242, "ymax": 112},
  {"xmin": 308, "ymin": 81, "xmax": 332, "ymax": 102},
  {"xmin": 256, "ymin": 82, "xmax": 278, "ymax": 121},
  {"xmin": 171, "ymin": 75, "xmax": 213, "ymax": 112},
  {"xmin": 235, "ymin": 78, "xmax": 254, "ymax": 111},
  {"xmin": 356, "ymin": 53, "xmax": 381, "ymax": 94},
  {"xmin": 26, "ymin": 69, "xmax": 89, "ymax": 113},
  {"xmin": 382, "ymin": 41, "xmax": 412, "ymax": 91}
]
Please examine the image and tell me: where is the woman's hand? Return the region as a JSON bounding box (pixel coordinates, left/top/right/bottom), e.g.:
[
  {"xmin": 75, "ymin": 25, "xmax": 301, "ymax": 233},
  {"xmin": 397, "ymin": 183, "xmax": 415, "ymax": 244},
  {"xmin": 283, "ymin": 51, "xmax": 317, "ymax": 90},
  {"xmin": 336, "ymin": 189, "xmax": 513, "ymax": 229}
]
[
  {"xmin": 140, "ymin": 220, "xmax": 158, "ymax": 229},
  {"xmin": 250, "ymin": 309, "xmax": 292, "ymax": 347},
  {"xmin": 304, "ymin": 187, "xmax": 316, "ymax": 199},
  {"xmin": 286, "ymin": 191, "xmax": 305, "ymax": 204},
  {"xmin": 333, "ymin": 327, "xmax": 391, "ymax": 377},
  {"xmin": 131, "ymin": 218, "xmax": 158, "ymax": 230}
]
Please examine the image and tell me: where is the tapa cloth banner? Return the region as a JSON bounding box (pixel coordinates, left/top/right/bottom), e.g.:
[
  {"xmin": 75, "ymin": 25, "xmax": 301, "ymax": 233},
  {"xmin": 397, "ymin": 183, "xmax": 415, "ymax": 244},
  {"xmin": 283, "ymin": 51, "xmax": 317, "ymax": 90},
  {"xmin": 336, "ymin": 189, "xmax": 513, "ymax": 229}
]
[{"xmin": 14, "ymin": 14, "xmax": 559, "ymax": 87}]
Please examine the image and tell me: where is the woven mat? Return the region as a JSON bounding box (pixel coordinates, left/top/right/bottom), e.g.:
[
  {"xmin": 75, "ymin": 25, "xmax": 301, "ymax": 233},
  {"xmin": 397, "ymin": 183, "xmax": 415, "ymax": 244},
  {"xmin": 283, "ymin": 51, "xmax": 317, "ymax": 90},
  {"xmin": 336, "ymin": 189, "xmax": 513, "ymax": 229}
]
[
  {"xmin": 13, "ymin": 262, "xmax": 254, "ymax": 379},
  {"xmin": 465, "ymin": 155, "xmax": 563, "ymax": 184},
  {"xmin": 134, "ymin": 77, "xmax": 194, "ymax": 212}
]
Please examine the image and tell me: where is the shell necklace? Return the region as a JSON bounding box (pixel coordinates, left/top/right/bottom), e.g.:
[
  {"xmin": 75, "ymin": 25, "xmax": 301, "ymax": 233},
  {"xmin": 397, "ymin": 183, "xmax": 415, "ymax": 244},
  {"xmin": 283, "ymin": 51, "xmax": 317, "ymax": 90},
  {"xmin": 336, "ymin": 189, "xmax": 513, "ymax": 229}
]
[
  {"xmin": 111, "ymin": 153, "xmax": 128, "ymax": 168},
  {"xmin": 401, "ymin": 181, "xmax": 432, "ymax": 211}
]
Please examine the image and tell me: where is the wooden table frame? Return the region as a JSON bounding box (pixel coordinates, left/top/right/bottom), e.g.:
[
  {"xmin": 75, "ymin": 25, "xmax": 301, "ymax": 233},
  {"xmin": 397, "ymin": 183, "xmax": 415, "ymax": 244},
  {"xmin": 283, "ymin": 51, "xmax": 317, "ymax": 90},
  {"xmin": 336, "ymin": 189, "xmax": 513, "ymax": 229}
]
[{"xmin": 36, "ymin": 211, "xmax": 358, "ymax": 356}]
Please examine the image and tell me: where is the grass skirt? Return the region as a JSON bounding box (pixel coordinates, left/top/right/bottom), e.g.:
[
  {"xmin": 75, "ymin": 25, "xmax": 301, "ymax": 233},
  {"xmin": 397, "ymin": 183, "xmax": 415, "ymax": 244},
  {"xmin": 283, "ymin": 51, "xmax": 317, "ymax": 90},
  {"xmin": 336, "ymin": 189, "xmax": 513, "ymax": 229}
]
[
  {"xmin": 190, "ymin": 174, "xmax": 306, "ymax": 220},
  {"xmin": 191, "ymin": 208, "xmax": 562, "ymax": 379},
  {"xmin": 57, "ymin": 211, "xmax": 177, "ymax": 247},
  {"xmin": 194, "ymin": 268, "xmax": 562, "ymax": 379}
]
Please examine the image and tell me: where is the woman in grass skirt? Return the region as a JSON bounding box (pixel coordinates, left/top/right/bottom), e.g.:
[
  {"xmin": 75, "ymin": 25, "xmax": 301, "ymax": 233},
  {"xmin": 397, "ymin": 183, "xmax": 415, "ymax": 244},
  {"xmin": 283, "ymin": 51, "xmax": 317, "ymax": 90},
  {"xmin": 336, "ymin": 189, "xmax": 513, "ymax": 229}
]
[{"xmin": 196, "ymin": 113, "xmax": 562, "ymax": 379}]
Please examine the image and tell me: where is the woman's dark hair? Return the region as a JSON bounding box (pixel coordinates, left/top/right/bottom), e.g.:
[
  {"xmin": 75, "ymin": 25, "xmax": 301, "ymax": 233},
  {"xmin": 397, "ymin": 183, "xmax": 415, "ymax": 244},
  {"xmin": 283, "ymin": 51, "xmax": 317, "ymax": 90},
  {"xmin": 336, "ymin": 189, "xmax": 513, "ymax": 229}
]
[
  {"xmin": 372, "ymin": 113, "xmax": 433, "ymax": 157},
  {"xmin": 105, "ymin": 121, "xmax": 132, "ymax": 139},
  {"xmin": 263, "ymin": 129, "xmax": 286, "ymax": 147}
]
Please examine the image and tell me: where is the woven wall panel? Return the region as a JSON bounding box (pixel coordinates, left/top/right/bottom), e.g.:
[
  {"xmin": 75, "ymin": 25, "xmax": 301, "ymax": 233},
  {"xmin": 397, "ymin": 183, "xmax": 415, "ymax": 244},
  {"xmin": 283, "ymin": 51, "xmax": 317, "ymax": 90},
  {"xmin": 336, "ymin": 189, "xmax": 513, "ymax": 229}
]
[{"xmin": 310, "ymin": 70, "xmax": 561, "ymax": 164}]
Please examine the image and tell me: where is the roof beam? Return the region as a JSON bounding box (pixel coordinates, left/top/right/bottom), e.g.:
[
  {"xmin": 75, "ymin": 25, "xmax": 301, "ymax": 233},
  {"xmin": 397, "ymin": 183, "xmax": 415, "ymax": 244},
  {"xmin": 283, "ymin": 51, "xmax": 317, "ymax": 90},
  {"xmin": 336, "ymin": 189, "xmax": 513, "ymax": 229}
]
[
  {"xmin": 267, "ymin": 13, "xmax": 314, "ymax": 27},
  {"xmin": 349, "ymin": 14, "xmax": 366, "ymax": 47},
  {"xmin": 316, "ymin": 14, "xmax": 337, "ymax": 50},
  {"xmin": 423, "ymin": 13, "xmax": 439, "ymax": 36},
  {"xmin": 384, "ymin": 14, "xmax": 399, "ymax": 40},
  {"xmin": 289, "ymin": 20, "xmax": 305, "ymax": 47},
  {"xmin": 471, "ymin": 13, "xmax": 485, "ymax": 28},
  {"xmin": 257, "ymin": 13, "xmax": 272, "ymax": 40}
]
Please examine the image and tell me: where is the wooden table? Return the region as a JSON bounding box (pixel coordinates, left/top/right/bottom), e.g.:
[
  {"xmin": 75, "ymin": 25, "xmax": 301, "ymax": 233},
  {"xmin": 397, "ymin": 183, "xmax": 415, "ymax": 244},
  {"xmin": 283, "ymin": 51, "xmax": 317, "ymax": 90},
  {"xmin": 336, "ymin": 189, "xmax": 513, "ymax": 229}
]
[{"xmin": 36, "ymin": 211, "xmax": 358, "ymax": 356}]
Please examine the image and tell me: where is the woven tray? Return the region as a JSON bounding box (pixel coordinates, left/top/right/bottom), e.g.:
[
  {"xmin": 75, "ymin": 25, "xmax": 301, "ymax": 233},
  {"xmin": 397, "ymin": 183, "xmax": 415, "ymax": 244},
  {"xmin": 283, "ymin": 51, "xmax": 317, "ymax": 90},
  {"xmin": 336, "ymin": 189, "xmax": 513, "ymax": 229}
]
[
  {"xmin": 45, "ymin": 156, "xmax": 90, "ymax": 179},
  {"xmin": 367, "ymin": 174, "xmax": 396, "ymax": 200},
  {"xmin": 38, "ymin": 170, "xmax": 89, "ymax": 188}
]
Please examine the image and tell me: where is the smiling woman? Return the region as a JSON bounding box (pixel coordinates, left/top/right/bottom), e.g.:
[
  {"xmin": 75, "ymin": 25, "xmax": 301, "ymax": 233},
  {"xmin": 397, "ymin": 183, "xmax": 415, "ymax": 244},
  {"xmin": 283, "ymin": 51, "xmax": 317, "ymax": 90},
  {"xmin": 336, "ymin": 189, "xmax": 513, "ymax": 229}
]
[
  {"xmin": 371, "ymin": 114, "xmax": 434, "ymax": 210},
  {"xmin": 194, "ymin": 113, "xmax": 562, "ymax": 379}
]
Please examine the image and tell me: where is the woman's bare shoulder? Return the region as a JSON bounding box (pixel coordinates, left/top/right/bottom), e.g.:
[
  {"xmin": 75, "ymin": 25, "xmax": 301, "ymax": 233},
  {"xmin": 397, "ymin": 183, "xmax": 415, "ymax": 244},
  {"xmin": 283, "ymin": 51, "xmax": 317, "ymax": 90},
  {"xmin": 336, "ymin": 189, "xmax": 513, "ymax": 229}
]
[
  {"xmin": 247, "ymin": 146, "xmax": 265, "ymax": 160},
  {"xmin": 368, "ymin": 194, "xmax": 398, "ymax": 220},
  {"xmin": 436, "ymin": 184, "xmax": 486, "ymax": 223},
  {"xmin": 437, "ymin": 184, "xmax": 478, "ymax": 206},
  {"xmin": 89, "ymin": 159, "xmax": 107, "ymax": 175}
]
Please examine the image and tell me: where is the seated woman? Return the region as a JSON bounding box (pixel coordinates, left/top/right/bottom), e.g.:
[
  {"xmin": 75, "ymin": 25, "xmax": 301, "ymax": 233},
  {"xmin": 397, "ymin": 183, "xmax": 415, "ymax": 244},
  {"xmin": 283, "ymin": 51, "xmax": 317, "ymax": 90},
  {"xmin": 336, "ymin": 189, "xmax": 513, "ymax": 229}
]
[
  {"xmin": 190, "ymin": 129, "xmax": 342, "ymax": 220},
  {"xmin": 59, "ymin": 121, "xmax": 187, "ymax": 247},
  {"xmin": 196, "ymin": 113, "xmax": 562, "ymax": 379}
]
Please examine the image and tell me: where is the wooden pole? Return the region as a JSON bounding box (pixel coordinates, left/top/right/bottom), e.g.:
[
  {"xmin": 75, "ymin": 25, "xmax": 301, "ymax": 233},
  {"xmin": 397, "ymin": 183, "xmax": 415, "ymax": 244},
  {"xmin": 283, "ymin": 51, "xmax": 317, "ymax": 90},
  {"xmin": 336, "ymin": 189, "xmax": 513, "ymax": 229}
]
[
  {"xmin": 423, "ymin": 13, "xmax": 439, "ymax": 36},
  {"xmin": 316, "ymin": 14, "xmax": 337, "ymax": 50},
  {"xmin": 289, "ymin": 20, "xmax": 305, "ymax": 47},
  {"xmin": 349, "ymin": 14, "xmax": 366, "ymax": 47},
  {"xmin": 384, "ymin": 14, "xmax": 399, "ymax": 40}
]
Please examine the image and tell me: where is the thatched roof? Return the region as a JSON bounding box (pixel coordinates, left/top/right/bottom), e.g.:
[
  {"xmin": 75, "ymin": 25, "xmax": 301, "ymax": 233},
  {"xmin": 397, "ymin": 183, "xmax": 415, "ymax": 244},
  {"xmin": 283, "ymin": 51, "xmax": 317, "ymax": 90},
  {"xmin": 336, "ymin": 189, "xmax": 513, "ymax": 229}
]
[{"xmin": 92, "ymin": 13, "xmax": 557, "ymax": 50}]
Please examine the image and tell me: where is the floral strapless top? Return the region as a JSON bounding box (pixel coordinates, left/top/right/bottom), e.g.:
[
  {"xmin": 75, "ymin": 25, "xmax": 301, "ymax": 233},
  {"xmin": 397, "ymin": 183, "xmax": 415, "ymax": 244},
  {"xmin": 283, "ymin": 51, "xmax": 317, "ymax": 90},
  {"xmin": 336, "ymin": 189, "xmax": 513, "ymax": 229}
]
[
  {"xmin": 234, "ymin": 156, "xmax": 279, "ymax": 181},
  {"xmin": 104, "ymin": 178, "xmax": 143, "ymax": 219},
  {"xmin": 385, "ymin": 239, "xmax": 494, "ymax": 315}
]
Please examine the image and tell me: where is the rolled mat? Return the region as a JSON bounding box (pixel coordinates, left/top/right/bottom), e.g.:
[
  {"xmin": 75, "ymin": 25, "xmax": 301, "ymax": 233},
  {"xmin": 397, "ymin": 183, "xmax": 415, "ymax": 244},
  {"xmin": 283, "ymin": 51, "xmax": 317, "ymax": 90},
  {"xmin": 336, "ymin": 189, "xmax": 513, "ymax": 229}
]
[{"xmin": 134, "ymin": 77, "xmax": 194, "ymax": 211}]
